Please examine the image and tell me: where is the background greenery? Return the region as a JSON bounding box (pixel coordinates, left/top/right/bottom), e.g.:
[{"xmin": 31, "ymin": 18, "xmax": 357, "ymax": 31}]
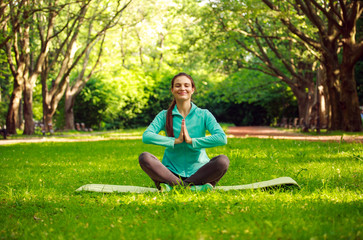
[{"xmin": 2, "ymin": 0, "xmax": 362, "ymax": 132}]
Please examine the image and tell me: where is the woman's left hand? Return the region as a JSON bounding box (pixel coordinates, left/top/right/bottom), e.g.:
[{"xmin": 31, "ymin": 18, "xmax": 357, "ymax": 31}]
[{"xmin": 182, "ymin": 119, "xmax": 192, "ymax": 144}]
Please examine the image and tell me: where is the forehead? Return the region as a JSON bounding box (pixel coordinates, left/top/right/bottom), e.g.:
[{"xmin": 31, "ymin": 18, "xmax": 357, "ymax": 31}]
[{"xmin": 173, "ymin": 76, "xmax": 192, "ymax": 85}]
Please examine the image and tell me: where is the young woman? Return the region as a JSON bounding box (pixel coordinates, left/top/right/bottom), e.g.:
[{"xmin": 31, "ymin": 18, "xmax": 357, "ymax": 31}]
[{"xmin": 139, "ymin": 73, "xmax": 229, "ymax": 192}]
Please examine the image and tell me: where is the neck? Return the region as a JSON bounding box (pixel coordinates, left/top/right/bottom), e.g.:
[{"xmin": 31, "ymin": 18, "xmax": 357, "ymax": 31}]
[{"xmin": 176, "ymin": 100, "xmax": 192, "ymax": 118}]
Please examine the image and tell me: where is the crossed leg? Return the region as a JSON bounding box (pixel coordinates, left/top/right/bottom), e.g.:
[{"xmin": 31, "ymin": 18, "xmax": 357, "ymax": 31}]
[{"xmin": 138, "ymin": 152, "xmax": 229, "ymax": 189}]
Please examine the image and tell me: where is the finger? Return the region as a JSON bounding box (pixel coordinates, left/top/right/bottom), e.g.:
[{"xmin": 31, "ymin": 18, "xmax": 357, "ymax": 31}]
[
  {"xmin": 182, "ymin": 120, "xmax": 186, "ymax": 140},
  {"xmin": 183, "ymin": 126, "xmax": 190, "ymax": 141},
  {"xmin": 183, "ymin": 119, "xmax": 187, "ymax": 131},
  {"xmin": 181, "ymin": 129, "xmax": 184, "ymax": 138},
  {"xmin": 182, "ymin": 121, "xmax": 191, "ymax": 144},
  {"xmin": 178, "ymin": 122, "xmax": 184, "ymax": 139}
]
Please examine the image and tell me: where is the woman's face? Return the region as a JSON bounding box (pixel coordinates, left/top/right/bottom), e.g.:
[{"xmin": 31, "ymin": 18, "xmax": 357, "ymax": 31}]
[{"xmin": 171, "ymin": 76, "xmax": 195, "ymax": 101}]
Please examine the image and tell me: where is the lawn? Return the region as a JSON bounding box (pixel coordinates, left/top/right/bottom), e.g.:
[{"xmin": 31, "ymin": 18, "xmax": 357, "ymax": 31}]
[{"xmin": 0, "ymin": 136, "xmax": 362, "ymax": 239}]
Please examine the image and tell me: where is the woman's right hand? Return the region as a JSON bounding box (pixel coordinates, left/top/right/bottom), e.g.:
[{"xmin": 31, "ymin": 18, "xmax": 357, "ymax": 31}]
[{"xmin": 174, "ymin": 121, "xmax": 184, "ymax": 144}]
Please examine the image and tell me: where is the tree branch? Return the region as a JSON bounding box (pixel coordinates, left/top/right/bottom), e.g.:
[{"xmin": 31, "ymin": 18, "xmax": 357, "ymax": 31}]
[
  {"xmin": 338, "ymin": 0, "xmax": 348, "ymax": 21},
  {"xmin": 212, "ymin": 4, "xmax": 299, "ymax": 88},
  {"xmin": 308, "ymin": 0, "xmax": 342, "ymax": 30},
  {"xmin": 72, "ymin": 33, "xmax": 105, "ymax": 96},
  {"xmin": 262, "ymin": 0, "xmax": 322, "ymax": 51},
  {"xmin": 5, "ymin": 42, "xmax": 16, "ymax": 77},
  {"xmin": 254, "ymin": 18, "xmax": 310, "ymax": 85},
  {"xmin": 299, "ymin": 0, "xmax": 330, "ymax": 34},
  {"xmin": 48, "ymin": 1, "xmax": 90, "ymax": 73},
  {"xmin": 231, "ymin": 28, "xmax": 296, "ymax": 41},
  {"xmin": 51, "ymin": 10, "xmax": 88, "ymax": 95},
  {"xmin": 235, "ymin": 33, "xmax": 295, "ymax": 87},
  {"xmin": 48, "ymin": 0, "xmax": 132, "ymax": 105}
]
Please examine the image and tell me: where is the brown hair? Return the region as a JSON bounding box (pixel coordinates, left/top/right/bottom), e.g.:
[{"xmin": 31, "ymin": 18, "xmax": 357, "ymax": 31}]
[{"xmin": 165, "ymin": 72, "xmax": 195, "ymax": 137}]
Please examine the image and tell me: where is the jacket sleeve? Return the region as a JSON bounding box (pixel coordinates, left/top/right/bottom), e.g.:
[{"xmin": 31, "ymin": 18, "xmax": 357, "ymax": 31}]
[
  {"xmin": 192, "ymin": 110, "xmax": 227, "ymax": 149},
  {"xmin": 142, "ymin": 110, "xmax": 175, "ymax": 148}
]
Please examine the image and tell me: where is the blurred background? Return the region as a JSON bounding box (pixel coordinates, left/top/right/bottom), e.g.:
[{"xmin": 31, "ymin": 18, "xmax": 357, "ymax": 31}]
[{"xmin": 1, "ymin": 0, "xmax": 362, "ymax": 134}]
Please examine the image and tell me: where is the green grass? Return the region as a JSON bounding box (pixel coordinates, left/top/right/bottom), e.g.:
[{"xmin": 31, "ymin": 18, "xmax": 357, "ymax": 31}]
[{"xmin": 1, "ymin": 137, "xmax": 362, "ymax": 239}]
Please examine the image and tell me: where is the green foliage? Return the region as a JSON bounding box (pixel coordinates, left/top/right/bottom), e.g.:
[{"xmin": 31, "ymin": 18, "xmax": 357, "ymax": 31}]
[
  {"xmin": 73, "ymin": 77, "xmax": 111, "ymax": 129},
  {"xmin": 102, "ymin": 71, "xmax": 152, "ymax": 129},
  {"xmin": 53, "ymin": 97, "xmax": 66, "ymax": 130},
  {"xmin": 32, "ymin": 83, "xmax": 43, "ymax": 122},
  {"xmin": 0, "ymin": 101, "xmax": 7, "ymax": 126},
  {"xmin": 71, "ymin": 66, "xmax": 297, "ymax": 128},
  {"xmin": 194, "ymin": 69, "xmax": 298, "ymax": 125},
  {"xmin": 0, "ymin": 49, "xmax": 11, "ymax": 126},
  {"xmin": 0, "ymin": 50, "xmax": 11, "ymax": 91},
  {"xmin": 6, "ymin": 0, "xmax": 362, "ymax": 132},
  {"xmin": 131, "ymin": 71, "xmax": 175, "ymax": 127},
  {"xmin": 0, "ymin": 138, "xmax": 362, "ymax": 239},
  {"xmin": 73, "ymin": 69, "xmax": 153, "ymax": 130}
]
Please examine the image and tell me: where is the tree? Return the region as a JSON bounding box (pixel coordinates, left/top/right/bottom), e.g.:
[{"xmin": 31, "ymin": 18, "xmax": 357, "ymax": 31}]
[
  {"xmin": 2, "ymin": 0, "xmax": 131, "ymax": 134},
  {"xmin": 0, "ymin": 48, "xmax": 11, "ymax": 127},
  {"xmin": 64, "ymin": 34, "xmax": 105, "ymax": 130},
  {"xmin": 194, "ymin": 1, "xmax": 321, "ymax": 130},
  {"xmin": 262, "ymin": 0, "xmax": 363, "ymax": 131},
  {"xmin": 41, "ymin": 0, "xmax": 131, "ymax": 131},
  {"xmin": 3, "ymin": 0, "xmax": 56, "ymax": 134}
]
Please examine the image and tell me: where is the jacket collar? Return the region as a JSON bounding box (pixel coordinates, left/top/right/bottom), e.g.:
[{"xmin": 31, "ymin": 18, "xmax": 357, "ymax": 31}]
[{"xmin": 172, "ymin": 102, "xmax": 197, "ymax": 117}]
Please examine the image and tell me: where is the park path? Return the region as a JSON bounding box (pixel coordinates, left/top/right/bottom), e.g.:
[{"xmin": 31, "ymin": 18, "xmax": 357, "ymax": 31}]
[
  {"xmin": 0, "ymin": 126, "xmax": 362, "ymax": 145},
  {"xmin": 0, "ymin": 134, "xmax": 141, "ymax": 145},
  {"xmin": 227, "ymin": 126, "xmax": 363, "ymax": 143}
]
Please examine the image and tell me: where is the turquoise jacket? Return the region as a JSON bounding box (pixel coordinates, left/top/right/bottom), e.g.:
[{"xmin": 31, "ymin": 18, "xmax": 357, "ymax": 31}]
[{"xmin": 142, "ymin": 102, "xmax": 227, "ymax": 177}]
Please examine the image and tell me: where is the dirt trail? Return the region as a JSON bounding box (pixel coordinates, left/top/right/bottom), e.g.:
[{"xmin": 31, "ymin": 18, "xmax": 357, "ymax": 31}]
[
  {"xmin": 227, "ymin": 126, "xmax": 363, "ymax": 143},
  {"xmin": 0, "ymin": 135, "xmax": 141, "ymax": 145}
]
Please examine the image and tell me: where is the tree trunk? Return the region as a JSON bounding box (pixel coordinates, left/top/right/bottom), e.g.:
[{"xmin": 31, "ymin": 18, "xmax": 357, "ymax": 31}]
[
  {"xmin": 41, "ymin": 63, "xmax": 53, "ymax": 133},
  {"xmin": 64, "ymin": 90, "xmax": 76, "ymax": 130},
  {"xmin": 317, "ymin": 66, "xmax": 329, "ymax": 128},
  {"xmin": 63, "ymin": 34, "xmax": 105, "ymax": 131},
  {"xmin": 120, "ymin": 26, "xmax": 126, "ymax": 67},
  {"xmin": 340, "ymin": 63, "xmax": 362, "ymax": 131},
  {"xmin": 291, "ymin": 81, "xmax": 315, "ymax": 132},
  {"xmin": 321, "ymin": 46, "xmax": 342, "ymax": 130},
  {"xmin": 43, "ymin": 111, "xmax": 53, "ymax": 133},
  {"xmin": 139, "ymin": 46, "xmax": 144, "ymax": 66},
  {"xmin": 158, "ymin": 33, "xmax": 164, "ymax": 70},
  {"xmin": 6, "ymin": 80, "xmax": 23, "ymax": 134},
  {"xmin": 324, "ymin": 71, "xmax": 341, "ymax": 130},
  {"xmin": 339, "ymin": 25, "xmax": 362, "ymax": 131},
  {"xmin": 23, "ymin": 81, "xmax": 34, "ymax": 134},
  {"xmin": 295, "ymin": 93, "xmax": 309, "ymax": 131}
]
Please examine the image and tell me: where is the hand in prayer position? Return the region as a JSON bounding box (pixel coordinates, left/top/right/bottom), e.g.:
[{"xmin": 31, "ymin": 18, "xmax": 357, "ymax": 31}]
[{"xmin": 175, "ymin": 119, "xmax": 192, "ymax": 144}]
